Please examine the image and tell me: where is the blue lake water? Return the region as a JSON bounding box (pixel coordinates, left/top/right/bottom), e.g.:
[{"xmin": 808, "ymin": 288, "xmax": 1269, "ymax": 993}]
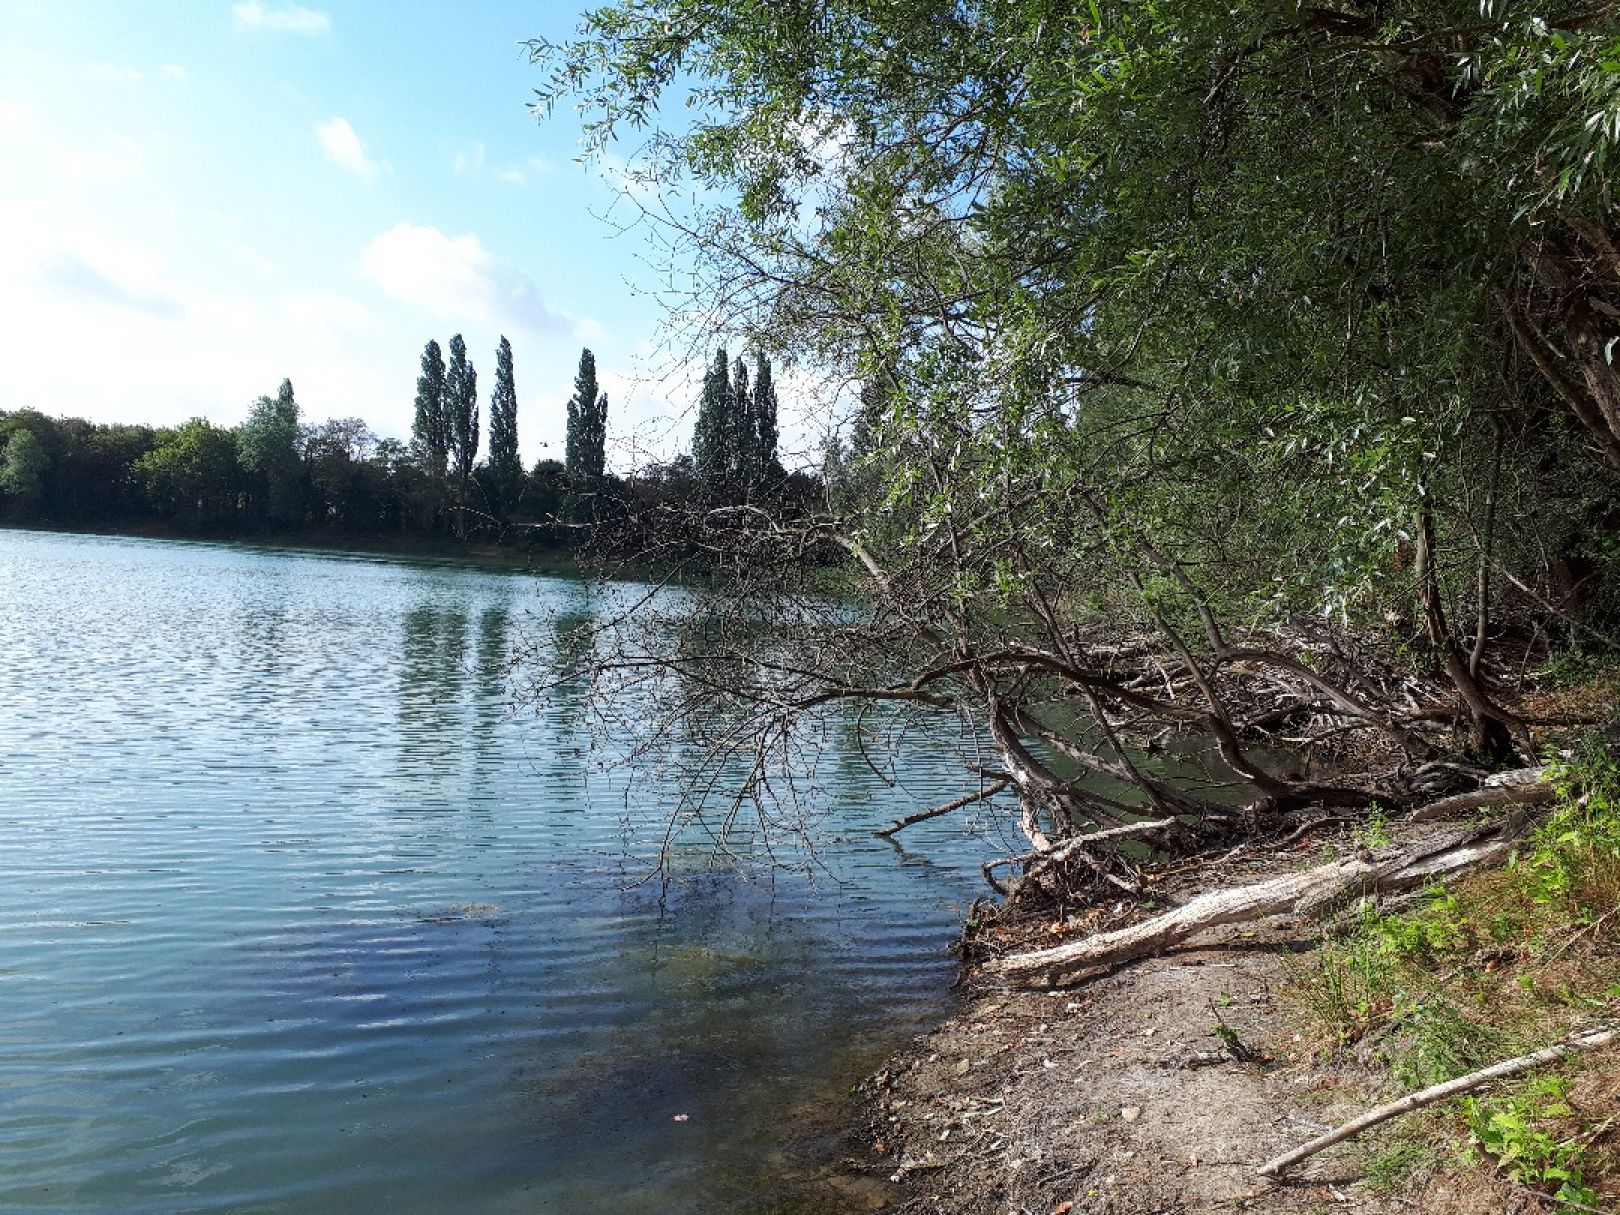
[{"xmin": 0, "ymin": 529, "xmax": 1003, "ymax": 1213}]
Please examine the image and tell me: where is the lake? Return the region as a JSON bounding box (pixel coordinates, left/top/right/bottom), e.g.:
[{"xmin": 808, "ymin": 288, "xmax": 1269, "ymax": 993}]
[{"xmin": 0, "ymin": 529, "xmax": 1001, "ymax": 1213}]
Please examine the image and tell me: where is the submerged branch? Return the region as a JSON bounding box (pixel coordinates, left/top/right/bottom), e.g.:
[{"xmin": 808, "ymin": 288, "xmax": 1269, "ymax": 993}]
[{"xmin": 876, "ymin": 778, "xmax": 1012, "ymax": 838}]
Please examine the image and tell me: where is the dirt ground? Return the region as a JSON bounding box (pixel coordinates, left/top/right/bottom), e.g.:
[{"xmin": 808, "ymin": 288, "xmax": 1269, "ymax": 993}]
[{"xmin": 849, "ymin": 878, "xmax": 1566, "ymax": 1214}]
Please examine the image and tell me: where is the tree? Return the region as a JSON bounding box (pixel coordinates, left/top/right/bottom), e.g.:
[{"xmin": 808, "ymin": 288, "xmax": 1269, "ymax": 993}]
[
  {"xmin": 135, "ymin": 420, "xmax": 243, "ymax": 529},
  {"xmin": 487, "ymin": 335, "xmax": 523, "ymax": 518},
  {"xmin": 54, "ymin": 421, "xmax": 157, "ymax": 521},
  {"xmin": 238, "ymin": 378, "xmax": 302, "ymax": 525},
  {"xmin": 691, "ymin": 346, "xmax": 733, "ymax": 499},
  {"xmin": 412, "ymin": 340, "xmax": 448, "ymax": 479},
  {"xmin": 520, "ymin": 457, "xmax": 569, "ymax": 540},
  {"xmin": 304, "ymin": 417, "xmax": 380, "ymax": 530},
  {"xmin": 565, "ymin": 347, "xmax": 607, "ymax": 480},
  {"xmin": 529, "ymin": 1, "xmax": 1620, "ymax": 902},
  {"xmin": 0, "ymin": 428, "xmax": 49, "ymax": 518},
  {"xmin": 748, "ymin": 352, "xmax": 779, "ymax": 491},
  {"xmin": 445, "ymin": 333, "xmax": 479, "ymax": 537},
  {"xmin": 729, "ymin": 355, "xmax": 751, "ymax": 493}
]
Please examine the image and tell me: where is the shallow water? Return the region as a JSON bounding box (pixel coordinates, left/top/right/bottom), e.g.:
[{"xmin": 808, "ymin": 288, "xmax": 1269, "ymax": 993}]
[{"xmin": 0, "ymin": 530, "xmax": 999, "ymax": 1213}]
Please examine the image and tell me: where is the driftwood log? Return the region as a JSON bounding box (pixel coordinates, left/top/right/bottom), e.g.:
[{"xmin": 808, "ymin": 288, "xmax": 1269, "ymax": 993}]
[
  {"xmin": 1410, "ymin": 766, "xmax": 1556, "ymax": 821},
  {"xmin": 985, "ymin": 805, "xmax": 1545, "ymax": 989},
  {"xmin": 1258, "ymin": 1023, "xmax": 1619, "ymax": 1177}
]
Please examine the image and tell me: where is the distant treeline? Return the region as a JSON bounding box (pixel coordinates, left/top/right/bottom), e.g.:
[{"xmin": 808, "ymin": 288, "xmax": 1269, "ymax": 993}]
[{"xmin": 0, "ymin": 338, "xmax": 822, "ymax": 554}]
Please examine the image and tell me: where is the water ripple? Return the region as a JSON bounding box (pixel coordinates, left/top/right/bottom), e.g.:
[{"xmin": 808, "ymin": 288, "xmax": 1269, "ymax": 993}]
[{"xmin": 0, "ymin": 530, "xmax": 993, "ymax": 1213}]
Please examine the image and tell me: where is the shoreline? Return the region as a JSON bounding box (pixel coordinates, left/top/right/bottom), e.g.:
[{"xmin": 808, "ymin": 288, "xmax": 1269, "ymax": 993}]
[
  {"xmin": 850, "ymin": 805, "xmax": 1616, "ymax": 1214},
  {"xmin": 854, "ymin": 917, "xmax": 1432, "ymax": 1214},
  {"xmin": 0, "ymin": 520, "xmax": 646, "ymax": 581}
]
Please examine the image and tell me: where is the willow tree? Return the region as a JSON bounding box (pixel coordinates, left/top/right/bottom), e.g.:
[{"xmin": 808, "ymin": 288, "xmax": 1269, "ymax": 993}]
[{"xmin": 529, "ymin": 3, "xmax": 1620, "ymax": 901}]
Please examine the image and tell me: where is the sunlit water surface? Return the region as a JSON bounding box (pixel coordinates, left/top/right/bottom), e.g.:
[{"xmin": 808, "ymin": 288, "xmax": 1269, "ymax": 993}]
[{"xmin": 0, "ymin": 530, "xmax": 1006, "ymax": 1213}]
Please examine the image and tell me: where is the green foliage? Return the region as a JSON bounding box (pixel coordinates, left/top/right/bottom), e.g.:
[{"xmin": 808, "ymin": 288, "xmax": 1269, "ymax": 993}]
[
  {"xmin": 0, "ymin": 427, "xmax": 50, "ymax": 516},
  {"xmin": 237, "ymin": 379, "xmax": 302, "ymax": 524},
  {"xmin": 565, "ymin": 347, "xmax": 608, "ymax": 481},
  {"xmin": 134, "ymin": 419, "xmax": 243, "ymax": 529},
  {"xmin": 445, "ymin": 334, "xmax": 479, "ymax": 536},
  {"xmin": 1515, "ymin": 741, "xmax": 1620, "ymax": 912},
  {"xmin": 412, "ymin": 339, "xmax": 448, "ymax": 479},
  {"xmin": 1387, "ymin": 1000, "xmax": 1509, "ymax": 1093},
  {"xmin": 1463, "ymin": 1075, "xmax": 1598, "ymax": 1210},
  {"xmin": 532, "ymin": 0, "xmax": 1620, "ymax": 663},
  {"xmin": 304, "ymin": 418, "xmax": 388, "ymax": 530},
  {"xmin": 1294, "ymin": 885, "xmax": 1476, "ymax": 1048},
  {"xmin": 1354, "ymin": 805, "xmax": 1393, "ymax": 851},
  {"xmin": 692, "ymin": 347, "xmax": 782, "ymax": 503},
  {"xmin": 1288, "ymin": 746, "xmax": 1620, "ymax": 1205},
  {"xmin": 1363, "ymin": 1135, "xmax": 1442, "ymax": 1194},
  {"xmin": 486, "ymin": 336, "xmax": 523, "ymax": 518},
  {"xmin": 748, "ymin": 352, "xmax": 779, "ymax": 486},
  {"xmin": 692, "ymin": 346, "xmax": 733, "ymax": 498}
]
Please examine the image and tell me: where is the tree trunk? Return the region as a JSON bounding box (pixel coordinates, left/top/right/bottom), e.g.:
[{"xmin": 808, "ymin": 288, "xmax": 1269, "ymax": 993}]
[{"xmin": 985, "ymin": 813, "xmax": 1540, "ymax": 989}]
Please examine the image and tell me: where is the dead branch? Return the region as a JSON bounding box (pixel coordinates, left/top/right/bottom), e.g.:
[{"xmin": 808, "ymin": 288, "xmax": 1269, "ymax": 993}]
[
  {"xmin": 1258, "ymin": 1022, "xmax": 1619, "ymax": 1178},
  {"xmin": 1409, "ymin": 767, "xmax": 1554, "ymax": 821},
  {"xmin": 984, "ymin": 813, "xmax": 1540, "ymax": 988},
  {"xmin": 876, "ymin": 778, "xmax": 1011, "ymax": 837}
]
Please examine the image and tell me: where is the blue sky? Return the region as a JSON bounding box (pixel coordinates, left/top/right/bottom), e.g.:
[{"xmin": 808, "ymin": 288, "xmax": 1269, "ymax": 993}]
[{"xmin": 0, "ymin": 1, "xmax": 697, "ymax": 468}]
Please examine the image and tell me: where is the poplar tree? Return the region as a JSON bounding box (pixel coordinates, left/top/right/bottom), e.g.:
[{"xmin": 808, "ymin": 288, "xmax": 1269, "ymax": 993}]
[
  {"xmin": 565, "ymin": 348, "xmax": 607, "ymax": 480},
  {"xmin": 748, "ymin": 352, "xmax": 779, "ymax": 490},
  {"xmin": 412, "ymin": 340, "xmax": 448, "ymax": 478},
  {"xmin": 730, "ymin": 355, "xmax": 751, "ymax": 493},
  {"xmin": 487, "ymin": 336, "xmax": 522, "ymax": 516},
  {"xmin": 692, "ymin": 346, "xmax": 732, "ymax": 498},
  {"xmin": 445, "ymin": 334, "xmax": 479, "ymax": 537}
]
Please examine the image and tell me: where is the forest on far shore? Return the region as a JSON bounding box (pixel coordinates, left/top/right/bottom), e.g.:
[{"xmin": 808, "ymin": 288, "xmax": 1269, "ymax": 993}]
[{"xmin": 0, "ymin": 338, "xmax": 823, "ymax": 554}]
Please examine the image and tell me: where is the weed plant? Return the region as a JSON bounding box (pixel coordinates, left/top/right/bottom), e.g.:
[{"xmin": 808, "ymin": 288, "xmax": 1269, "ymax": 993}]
[{"xmin": 1286, "ymin": 740, "xmax": 1620, "ymax": 1210}]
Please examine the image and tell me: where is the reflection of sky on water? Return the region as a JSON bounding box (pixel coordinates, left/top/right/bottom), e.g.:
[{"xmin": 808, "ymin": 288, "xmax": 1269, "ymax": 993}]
[{"xmin": 0, "ymin": 530, "xmax": 990, "ymax": 1214}]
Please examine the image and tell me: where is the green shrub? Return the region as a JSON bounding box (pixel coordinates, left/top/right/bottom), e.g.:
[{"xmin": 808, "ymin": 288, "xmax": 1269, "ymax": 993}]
[{"xmin": 1463, "ymin": 1075, "xmax": 1597, "ymax": 1211}]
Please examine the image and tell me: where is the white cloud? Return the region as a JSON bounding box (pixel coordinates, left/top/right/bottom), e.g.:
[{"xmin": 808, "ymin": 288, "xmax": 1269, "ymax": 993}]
[
  {"xmin": 42, "ymin": 257, "xmax": 180, "ymax": 319},
  {"xmin": 284, "ymin": 292, "xmax": 377, "ymax": 352},
  {"xmin": 48, "ymin": 136, "xmax": 146, "ymax": 184},
  {"xmin": 0, "ymin": 211, "xmax": 186, "ymax": 323},
  {"xmin": 316, "ymin": 117, "xmax": 381, "ymax": 184},
  {"xmin": 232, "ymin": 2, "xmax": 331, "ymax": 34},
  {"xmin": 0, "ymin": 102, "xmax": 33, "ymax": 137},
  {"xmin": 85, "ymin": 63, "xmax": 146, "ymax": 85},
  {"xmin": 359, "ymin": 222, "xmax": 583, "ymax": 340},
  {"xmin": 452, "ymin": 141, "xmax": 486, "ymax": 177},
  {"xmin": 498, "ymin": 168, "xmax": 527, "ymax": 186},
  {"xmin": 160, "ymin": 64, "xmax": 188, "ymax": 82}
]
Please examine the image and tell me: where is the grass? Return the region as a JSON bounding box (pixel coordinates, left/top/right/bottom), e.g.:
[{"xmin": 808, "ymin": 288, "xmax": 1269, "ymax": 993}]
[
  {"xmin": 1286, "ymin": 739, "xmax": 1620, "ymax": 1211},
  {"xmin": 1362, "ymin": 1130, "xmax": 1443, "ymax": 1193}
]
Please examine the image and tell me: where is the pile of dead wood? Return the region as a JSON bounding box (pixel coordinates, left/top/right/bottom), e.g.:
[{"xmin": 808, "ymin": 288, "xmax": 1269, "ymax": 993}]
[{"xmin": 984, "ymin": 766, "xmax": 1556, "ymax": 989}]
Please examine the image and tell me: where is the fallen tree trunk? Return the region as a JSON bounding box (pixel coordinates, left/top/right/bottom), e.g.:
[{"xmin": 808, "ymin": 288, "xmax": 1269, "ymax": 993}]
[
  {"xmin": 1258, "ymin": 1022, "xmax": 1619, "ymax": 1178},
  {"xmin": 985, "ymin": 812, "xmax": 1542, "ymax": 989},
  {"xmin": 1411, "ymin": 766, "xmax": 1555, "ymax": 821}
]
